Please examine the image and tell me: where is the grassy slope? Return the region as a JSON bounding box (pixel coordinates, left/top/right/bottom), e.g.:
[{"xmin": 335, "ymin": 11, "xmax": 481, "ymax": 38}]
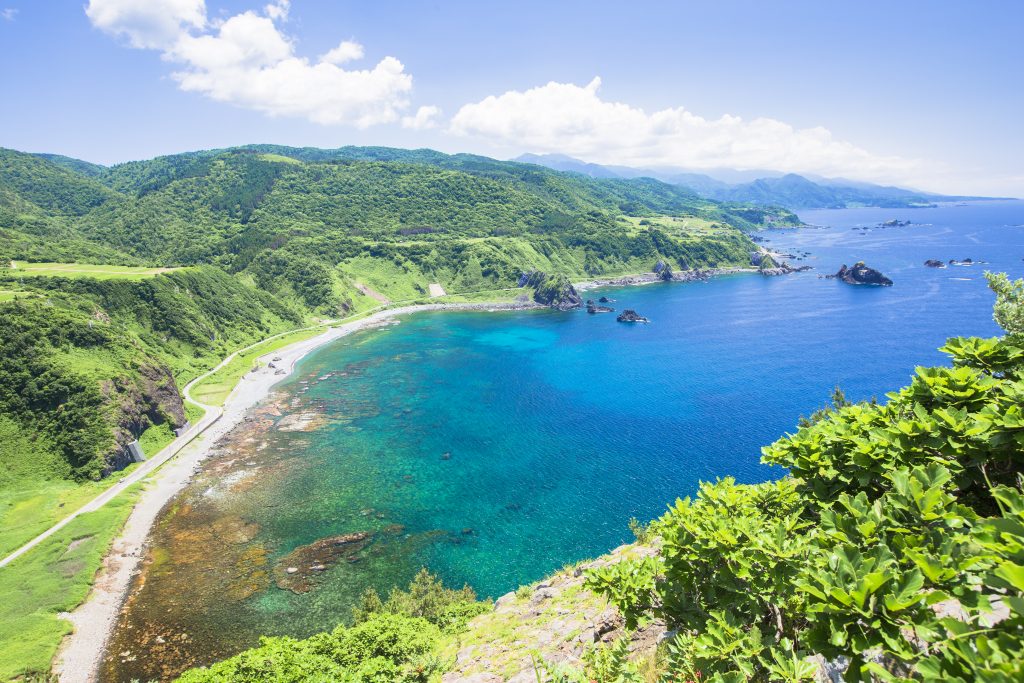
[{"xmin": 0, "ymin": 486, "xmax": 140, "ymax": 681}]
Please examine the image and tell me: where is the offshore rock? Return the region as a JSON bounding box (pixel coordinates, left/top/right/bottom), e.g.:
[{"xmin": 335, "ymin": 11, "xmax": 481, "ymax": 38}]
[
  {"xmin": 829, "ymin": 262, "xmax": 893, "ymax": 286},
  {"xmin": 616, "ymin": 309, "xmax": 649, "ymax": 323},
  {"xmin": 924, "ymin": 259, "xmax": 947, "ymax": 268},
  {"xmin": 586, "ymin": 303, "xmax": 614, "ymax": 314}
]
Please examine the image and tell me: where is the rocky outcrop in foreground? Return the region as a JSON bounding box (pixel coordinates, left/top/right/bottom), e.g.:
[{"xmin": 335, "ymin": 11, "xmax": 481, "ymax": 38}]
[
  {"xmin": 442, "ymin": 544, "xmax": 666, "ymax": 682},
  {"xmin": 828, "ymin": 262, "xmax": 893, "ymax": 286}
]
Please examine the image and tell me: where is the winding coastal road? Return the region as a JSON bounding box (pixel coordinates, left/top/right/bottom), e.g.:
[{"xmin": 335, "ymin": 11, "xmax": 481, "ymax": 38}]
[
  {"xmin": 0, "ymin": 289, "xmax": 516, "ymax": 569},
  {"xmin": 0, "ymin": 317, "xmax": 339, "ymax": 569}
]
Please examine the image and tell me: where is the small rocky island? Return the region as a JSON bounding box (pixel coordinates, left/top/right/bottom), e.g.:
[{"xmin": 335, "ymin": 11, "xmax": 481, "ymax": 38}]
[
  {"xmin": 616, "ymin": 309, "xmax": 649, "ymax": 323},
  {"xmin": 828, "ymin": 262, "xmax": 893, "ymax": 286},
  {"xmin": 924, "ymin": 259, "xmax": 947, "ymax": 268},
  {"xmin": 586, "ymin": 299, "xmax": 614, "ymax": 314}
]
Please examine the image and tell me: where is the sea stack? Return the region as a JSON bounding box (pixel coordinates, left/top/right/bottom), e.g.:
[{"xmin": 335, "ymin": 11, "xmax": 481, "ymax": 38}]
[
  {"xmin": 830, "ymin": 262, "xmax": 893, "ymax": 286},
  {"xmin": 616, "ymin": 309, "xmax": 649, "ymax": 323}
]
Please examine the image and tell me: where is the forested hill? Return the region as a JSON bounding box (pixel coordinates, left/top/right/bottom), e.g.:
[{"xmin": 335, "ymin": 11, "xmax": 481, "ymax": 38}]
[
  {"xmin": 1, "ymin": 144, "xmax": 796, "ymax": 264},
  {"xmin": 0, "ymin": 144, "xmax": 797, "ymax": 486}
]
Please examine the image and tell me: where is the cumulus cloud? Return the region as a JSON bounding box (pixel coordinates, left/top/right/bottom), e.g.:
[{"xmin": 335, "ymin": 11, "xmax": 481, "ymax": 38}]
[
  {"xmin": 451, "ymin": 77, "xmax": 923, "ymax": 183},
  {"xmin": 86, "ymin": 0, "xmax": 417, "ymax": 127},
  {"xmin": 86, "ymin": 0, "xmax": 205, "ymax": 49},
  {"xmin": 320, "ymin": 40, "xmax": 364, "ymax": 65},
  {"xmin": 402, "ymin": 105, "xmax": 442, "ymax": 130}
]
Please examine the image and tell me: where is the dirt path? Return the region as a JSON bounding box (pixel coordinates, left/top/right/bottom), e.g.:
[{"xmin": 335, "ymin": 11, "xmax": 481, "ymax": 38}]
[{"xmin": 355, "ymin": 282, "xmax": 391, "ymax": 304}]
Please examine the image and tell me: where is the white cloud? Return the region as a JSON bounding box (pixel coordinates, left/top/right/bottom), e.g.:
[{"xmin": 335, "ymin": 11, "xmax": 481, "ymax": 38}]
[
  {"xmin": 264, "ymin": 1, "xmax": 289, "ymax": 21},
  {"xmin": 1, "ymin": 8, "xmax": 18, "ymax": 21},
  {"xmin": 320, "ymin": 40, "xmax": 364, "ymax": 65},
  {"xmin": 86, "ymin": 0, "xmax": 417, "ymax": 127},
  {"xmin": 451, "ymin": 77, "xmax": 924, "ymax": 185},
  {"xmin": 402, "ymin": 105, "xmax": 442, "ymax": 130},
  {"xmin": 86, "ymin": 0, "xmax": 206, "ymax": 49}
]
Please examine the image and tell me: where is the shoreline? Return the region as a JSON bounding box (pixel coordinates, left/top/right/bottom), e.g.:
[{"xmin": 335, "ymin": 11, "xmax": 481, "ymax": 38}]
[
  {"xmin": 575, "ymin": 265, "xmax": 759, "ymax": 291},
  {"xmin": 52, "ymin": 271, "xmax": 775, "ymax": 681},
  {"xmin": 53, "ymin": 299, "xmax": 539, "ymax": 683}
]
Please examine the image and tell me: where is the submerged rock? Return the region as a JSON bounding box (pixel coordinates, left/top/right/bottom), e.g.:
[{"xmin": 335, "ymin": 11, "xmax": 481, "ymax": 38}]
[
  {"xmin": 273, "ymin": 532, "xmax": 373, "ymax": 593},
  {"xmin": 616, "ymin": 309, "xmax": 649, "ymax": 323},
  {"xmin": 829, "ymin": 262, "xmax": 893, "ymax": 286},
  {"xmin": 598, "ymin": 296, "xmax": 613, "ymax": 303}
]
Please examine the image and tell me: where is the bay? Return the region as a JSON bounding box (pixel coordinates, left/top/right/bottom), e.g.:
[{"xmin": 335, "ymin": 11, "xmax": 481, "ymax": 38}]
[{"xmin": 103, "ymin": 200, "xmax": 1023, "ymax": 681}]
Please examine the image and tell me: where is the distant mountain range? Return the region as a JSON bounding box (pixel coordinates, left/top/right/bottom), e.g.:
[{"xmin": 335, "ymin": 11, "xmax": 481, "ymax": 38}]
[{"xmin": 513, "ymin": 153, "xmax": 1001, "ymax": 209}]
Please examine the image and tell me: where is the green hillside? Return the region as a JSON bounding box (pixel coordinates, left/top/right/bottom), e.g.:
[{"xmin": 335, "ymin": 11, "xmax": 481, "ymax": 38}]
[
  {"xmin": 0, "ymin": 144, "xmax": 802, "ymax": 489},
  {"xmin": 2, "ymin": 144, "xmax": 797, "ymax": 316}
]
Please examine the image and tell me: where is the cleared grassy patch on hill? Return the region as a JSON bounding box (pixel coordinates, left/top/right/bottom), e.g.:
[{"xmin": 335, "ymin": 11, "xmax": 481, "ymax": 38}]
[
  {"xmin": 621, "ymin": 213, "xmax": 723, "ymax": 237},
  {"xmin": 9, "ymin": 261, "xmax": 179, "ymax": 280},
  {"xmin": 0, "ymin": 289, "xmax": 34, "ymax": 302}
]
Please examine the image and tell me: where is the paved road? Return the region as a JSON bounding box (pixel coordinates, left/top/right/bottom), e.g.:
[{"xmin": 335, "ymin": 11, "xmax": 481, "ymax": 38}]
[
  {"xmin": 0, "ymin": 294, "xmax": 493, "ymax": 568},
  {"xmin": 0, "ymin": 318, "xmax": 340, "ymax": 569}
]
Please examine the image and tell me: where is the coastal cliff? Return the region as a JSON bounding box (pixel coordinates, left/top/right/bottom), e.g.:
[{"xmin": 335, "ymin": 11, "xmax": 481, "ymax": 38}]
[{"xmin": 520, "ymin": 271, "xmax": 583, "ymax": 310}]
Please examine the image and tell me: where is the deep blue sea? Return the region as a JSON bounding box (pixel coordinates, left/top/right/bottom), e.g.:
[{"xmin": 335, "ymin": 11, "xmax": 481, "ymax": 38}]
[{"xmin": 105, "ymin": 201, "xmax": 1024, "ymax": 681}]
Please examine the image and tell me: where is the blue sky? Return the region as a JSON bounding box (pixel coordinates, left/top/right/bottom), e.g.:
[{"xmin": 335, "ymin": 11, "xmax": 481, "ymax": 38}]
[{"xmin": 0, "ymin": 1, "xmax": 1021, "ymax": 196}]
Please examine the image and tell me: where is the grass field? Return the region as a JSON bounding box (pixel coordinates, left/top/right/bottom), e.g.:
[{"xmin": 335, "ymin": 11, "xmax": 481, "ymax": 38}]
[
  {"xmin": 0, "ymin": 289, "xmax": 35, "ymax": 302},
  {"xmin": 9, "ymin": 261, "xmax": 180, "ymax": 280},
  {"xmin": 0, "ymin": 476, "xmax": 132, "ymax": 560},
  {"xmin": 0, "ymin": 486, "xmax": 140, "ymax": 681},
  {"xmin": 621, "ymin": 214, "xmax": 723, "ymax": 237},
  {"xmin": 258, "ymin": 153, "xmax": 302, "ymax": 165},
  {"xmin": 188, "ymin": 327, "xmax": 327, "ymax": 407}
]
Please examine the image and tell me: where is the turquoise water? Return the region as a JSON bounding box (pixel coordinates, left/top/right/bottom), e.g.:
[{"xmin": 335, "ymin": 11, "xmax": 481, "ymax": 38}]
[{"xmin": 105, "ymin": 201, "xmax": 1024, "ymax": 680}]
